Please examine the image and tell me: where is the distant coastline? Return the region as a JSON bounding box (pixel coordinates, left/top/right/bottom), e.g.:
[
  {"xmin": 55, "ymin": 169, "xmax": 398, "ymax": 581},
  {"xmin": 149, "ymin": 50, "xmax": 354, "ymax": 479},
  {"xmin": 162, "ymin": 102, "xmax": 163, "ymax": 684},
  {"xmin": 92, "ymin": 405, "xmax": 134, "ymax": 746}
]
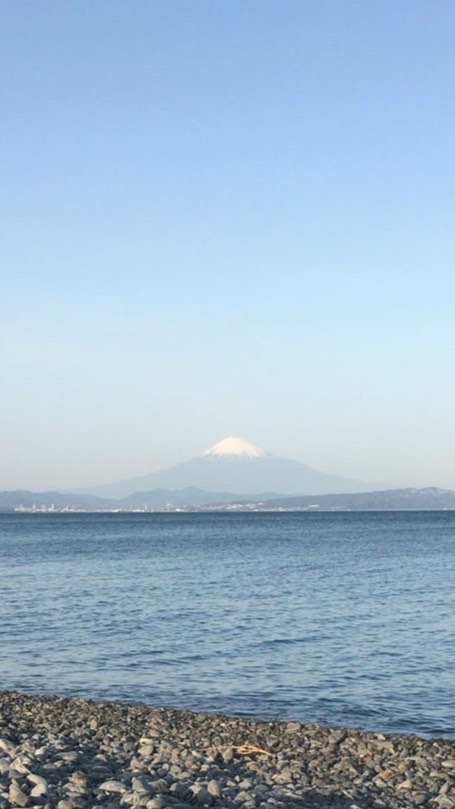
[{"xmin": 2, "ymin": 485, "xmax": 455, "ymax": 513}]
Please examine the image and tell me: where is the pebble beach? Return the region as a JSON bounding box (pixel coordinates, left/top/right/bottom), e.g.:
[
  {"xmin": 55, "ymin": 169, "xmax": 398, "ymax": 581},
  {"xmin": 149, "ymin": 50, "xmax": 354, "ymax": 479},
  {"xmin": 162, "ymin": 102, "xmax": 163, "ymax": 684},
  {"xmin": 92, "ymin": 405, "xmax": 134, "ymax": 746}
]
[{"xmin": 0, "ymin": 691, "xmax": 454, "ymax": 809}]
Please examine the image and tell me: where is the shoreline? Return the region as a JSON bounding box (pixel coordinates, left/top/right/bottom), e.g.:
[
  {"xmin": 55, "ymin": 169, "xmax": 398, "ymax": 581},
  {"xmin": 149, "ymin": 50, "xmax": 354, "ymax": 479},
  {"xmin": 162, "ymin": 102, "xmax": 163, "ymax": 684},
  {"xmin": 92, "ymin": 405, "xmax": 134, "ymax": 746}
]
[{"xmin": 1, "ymin": 690, "xmax": 454, "ymax": 809}]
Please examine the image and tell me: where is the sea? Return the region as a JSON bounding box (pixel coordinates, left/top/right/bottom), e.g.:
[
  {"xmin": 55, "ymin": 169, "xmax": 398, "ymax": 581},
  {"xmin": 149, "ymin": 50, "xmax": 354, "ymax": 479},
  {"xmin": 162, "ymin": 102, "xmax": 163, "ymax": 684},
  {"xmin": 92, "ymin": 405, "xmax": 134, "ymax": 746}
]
[{"xmin": 0, "ymin": 511, "xmax": 454, "ymax": 738}]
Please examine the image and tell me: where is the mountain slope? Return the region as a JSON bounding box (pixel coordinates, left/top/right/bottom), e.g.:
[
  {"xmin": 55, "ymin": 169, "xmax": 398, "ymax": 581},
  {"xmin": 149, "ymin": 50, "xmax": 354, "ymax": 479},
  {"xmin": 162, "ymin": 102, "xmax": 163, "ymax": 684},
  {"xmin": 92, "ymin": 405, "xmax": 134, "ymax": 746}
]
[{"xmin": 80, "ymin": 436, "xmax": 375, "ymax": 498}]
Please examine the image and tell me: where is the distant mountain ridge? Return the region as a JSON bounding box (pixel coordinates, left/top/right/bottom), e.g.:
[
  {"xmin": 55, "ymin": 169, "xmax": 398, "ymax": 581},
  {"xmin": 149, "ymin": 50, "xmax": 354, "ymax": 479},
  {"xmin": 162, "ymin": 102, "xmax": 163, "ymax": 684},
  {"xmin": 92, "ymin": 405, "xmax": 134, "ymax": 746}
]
[
  {"xmin": 1, "ymin": 486, "xmax": 455, "ymax": 512},
  {"xmin": 4, "ymin": 437, "xmax": 452, "ymax": 513},
  {"xmin": 79, "ymin": 436, "xmax": 377, "ymax": 498},
  {"xmin": 246, "ymin": 487, "xmax": 455, "ymax": 511},
  {"xmin": 0, "ymin": 487, "xmax": 257, "ymax": 512},
  {"xmin": 0, "ymin": 487, "xmax": 277, "ymax": 511}
]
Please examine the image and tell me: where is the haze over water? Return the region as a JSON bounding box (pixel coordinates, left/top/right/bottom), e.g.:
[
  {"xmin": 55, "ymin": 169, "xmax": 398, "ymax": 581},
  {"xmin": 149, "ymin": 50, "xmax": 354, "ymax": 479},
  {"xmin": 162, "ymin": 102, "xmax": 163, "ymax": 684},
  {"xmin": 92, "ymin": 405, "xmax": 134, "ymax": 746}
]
[{"xmin": 1, "ymin": 511, "xmax": 454, "ymax": 738}]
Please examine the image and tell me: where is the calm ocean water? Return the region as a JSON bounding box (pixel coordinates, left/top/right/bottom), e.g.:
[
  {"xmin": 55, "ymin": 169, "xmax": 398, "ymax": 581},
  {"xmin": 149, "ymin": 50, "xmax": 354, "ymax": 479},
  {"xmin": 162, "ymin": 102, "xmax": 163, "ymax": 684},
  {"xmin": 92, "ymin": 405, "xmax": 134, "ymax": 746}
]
[{"xmin": 0, "ymin": 511, "xmax": 454, "ymax": 738}]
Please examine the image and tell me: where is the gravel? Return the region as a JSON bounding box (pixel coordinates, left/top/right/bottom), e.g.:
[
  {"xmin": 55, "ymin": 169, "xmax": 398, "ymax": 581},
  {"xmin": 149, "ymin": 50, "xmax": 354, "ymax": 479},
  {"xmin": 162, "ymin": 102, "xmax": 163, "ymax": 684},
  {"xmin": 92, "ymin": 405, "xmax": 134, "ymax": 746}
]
[{"xmin": 0, "ymin": 689, "xmax": 453, "ymax": 809}]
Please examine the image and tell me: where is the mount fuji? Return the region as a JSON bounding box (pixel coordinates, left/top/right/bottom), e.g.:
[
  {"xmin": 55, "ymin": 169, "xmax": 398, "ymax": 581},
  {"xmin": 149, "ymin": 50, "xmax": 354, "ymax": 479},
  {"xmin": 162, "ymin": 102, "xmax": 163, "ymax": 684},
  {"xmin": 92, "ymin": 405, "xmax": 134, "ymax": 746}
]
[{"xmin": 81, "ymin": 437, "xmax": 374, "ymax": 499}]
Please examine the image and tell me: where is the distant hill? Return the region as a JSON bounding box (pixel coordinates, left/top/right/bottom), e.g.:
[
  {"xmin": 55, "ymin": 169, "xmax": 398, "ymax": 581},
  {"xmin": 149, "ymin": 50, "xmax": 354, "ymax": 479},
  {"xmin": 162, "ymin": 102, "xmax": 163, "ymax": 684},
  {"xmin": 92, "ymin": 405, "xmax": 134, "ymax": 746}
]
[
  {"xmin": 2, "ymin": 485, "xmax": 454, "ymax": 513},
  {"xmin": 0, "ymin": 490, "xmax": 105, "ymax": 511},
  {"xmin": 245, "ymin": 487, "xmax": 455, "ymax": 511},
  {"xmin": 0, "ymin": 486, "xmax": 267, "ymax": 512},
  {"xmin": 119, "ymin": 487, "xmax": 271, "ymax": 509},
  {"xmin": 78, "ymin": 436, "xmax": 376, "ymax": 499}
]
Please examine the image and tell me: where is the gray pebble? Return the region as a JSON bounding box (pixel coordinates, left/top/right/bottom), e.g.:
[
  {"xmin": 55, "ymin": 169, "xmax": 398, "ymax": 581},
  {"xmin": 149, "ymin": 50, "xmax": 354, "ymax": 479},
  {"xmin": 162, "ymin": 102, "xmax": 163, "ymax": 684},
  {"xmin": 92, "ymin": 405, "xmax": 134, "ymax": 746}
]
[
  {"xmin": 169, "ymin": 781, "xmax": 191, "ymax": 798},
  {"xmin": 152, "ymin": 778, "xmax": 169, "ymax": 793},
  {"xmin": 191, "ymin": 785, "xmax": 213, "ymax": 805},
  {"xmin": 206, "ymin": 778, "xmax": 221, "ymax": 798},
  {"xmin": 30, "ymin": 781, "xmax": 48, "ymax": 797},
  {"xmin": 145, "ymin": 799, "xmax": 166, "ymax": 809},
  {"xmin": 0, "ymin": 759, "xmax": 10, "ymax": 775},
  {"xmin": 98, "ymin": 779, "xmax": 128, "ymax": 793},
  {"xmin": 285, "ymin": 723, "xmax": 301, "ymax": 733},
  {"xmin": 0, "ymin": 689, "xmax": 454, "ymax": 809},
  {"xmin": 9, "ymin": 782, "xmax": 30, "ymax": 807},
  {"xmin": 131, "ymin": 776, "xmax": 153, "ymax": 794},
  {"xmin": 235, "ymin": 790, "xmax": 256, "ymax": 804},
  {"xmin": 0, "ymin": 740, "xmax": 15, "ymax": 755},
  {"xmin": 138, "ymin": 744, "xmax": 155, "ymax": 757}
]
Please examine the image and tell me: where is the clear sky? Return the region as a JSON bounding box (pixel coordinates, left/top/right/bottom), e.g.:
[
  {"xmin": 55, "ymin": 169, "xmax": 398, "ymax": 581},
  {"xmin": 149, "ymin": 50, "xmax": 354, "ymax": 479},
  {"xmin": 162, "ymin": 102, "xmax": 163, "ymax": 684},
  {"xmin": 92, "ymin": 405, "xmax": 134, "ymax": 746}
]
[{"xmin": 1, "ymin": 1, "xmax": 455, "ymax": 491}]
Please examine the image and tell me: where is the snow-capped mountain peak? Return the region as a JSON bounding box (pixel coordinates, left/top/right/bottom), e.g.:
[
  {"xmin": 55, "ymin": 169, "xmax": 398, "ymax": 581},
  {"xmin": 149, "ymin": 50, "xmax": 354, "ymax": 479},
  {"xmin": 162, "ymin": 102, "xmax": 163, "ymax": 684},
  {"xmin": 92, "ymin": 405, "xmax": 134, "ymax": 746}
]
[
  {"xmin": 80, "ymin": 437, "xmax": 373, "ymax": 499},
  {"xmin": 203, "ymin": 437, "xmax": 267, "ymax": 460}
]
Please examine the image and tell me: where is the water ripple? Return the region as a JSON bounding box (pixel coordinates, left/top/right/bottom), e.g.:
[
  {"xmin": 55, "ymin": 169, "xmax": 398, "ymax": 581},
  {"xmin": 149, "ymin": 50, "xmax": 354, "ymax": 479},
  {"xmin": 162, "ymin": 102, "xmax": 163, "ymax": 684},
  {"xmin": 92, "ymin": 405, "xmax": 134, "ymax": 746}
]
[{"xmin": 0, "ymin": 511, "xmax": 454, "ymax": 737}]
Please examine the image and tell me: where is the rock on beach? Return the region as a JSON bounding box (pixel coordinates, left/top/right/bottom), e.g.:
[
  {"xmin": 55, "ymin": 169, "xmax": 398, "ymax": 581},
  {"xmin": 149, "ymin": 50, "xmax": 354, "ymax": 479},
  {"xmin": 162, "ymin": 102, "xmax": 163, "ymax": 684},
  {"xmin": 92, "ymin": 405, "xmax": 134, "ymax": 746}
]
[{"xmin": 0, "ymin": 689, "xmax": 454, "ymax": 809}]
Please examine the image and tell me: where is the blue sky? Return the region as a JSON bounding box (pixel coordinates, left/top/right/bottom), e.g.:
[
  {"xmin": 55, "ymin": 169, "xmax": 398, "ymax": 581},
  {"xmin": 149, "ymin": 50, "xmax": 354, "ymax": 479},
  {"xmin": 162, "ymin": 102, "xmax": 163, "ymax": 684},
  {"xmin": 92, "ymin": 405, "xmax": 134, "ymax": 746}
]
[{"xmin": 1, "ymin": 1, "xmax": 455, "ymax": 490}]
